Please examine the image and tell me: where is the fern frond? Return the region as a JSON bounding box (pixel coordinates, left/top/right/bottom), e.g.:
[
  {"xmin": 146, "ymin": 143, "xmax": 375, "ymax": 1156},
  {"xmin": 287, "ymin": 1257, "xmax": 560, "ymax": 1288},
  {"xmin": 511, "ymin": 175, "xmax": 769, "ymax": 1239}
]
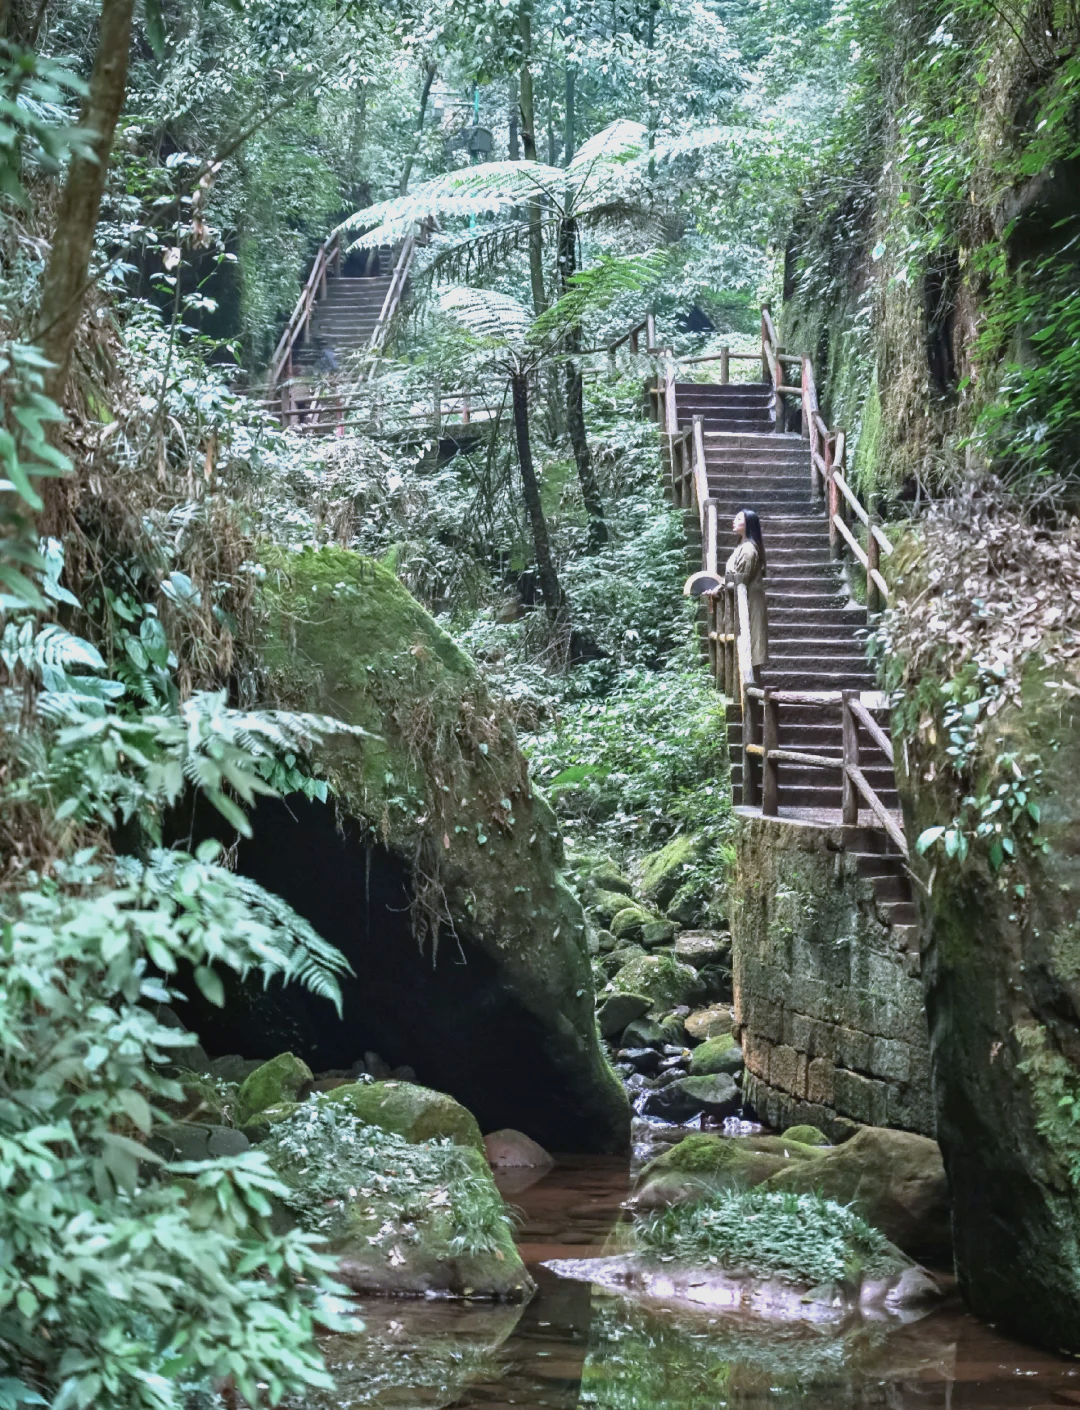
[
  {"xmin": 532, "ymin": 251, "xmax": 669, "ymax": 343},
  {"xmin": 437, "ymin": 286, "xmax": 533, "ymax": 349},
  {"xmin": 567, "ymin": 119, "xmax": 648, "ymax": 174},
  {"xmin": 1, "ymin": 621, "xmax": 106, "ymax": 678}
]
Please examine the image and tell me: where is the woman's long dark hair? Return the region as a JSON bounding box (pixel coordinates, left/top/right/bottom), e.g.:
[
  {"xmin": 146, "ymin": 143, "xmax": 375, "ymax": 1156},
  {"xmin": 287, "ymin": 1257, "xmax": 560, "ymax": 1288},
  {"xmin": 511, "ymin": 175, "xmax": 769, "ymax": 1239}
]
[{"xmin": 740, "ymin": 508, "xmax": 766, "ymax": 572}]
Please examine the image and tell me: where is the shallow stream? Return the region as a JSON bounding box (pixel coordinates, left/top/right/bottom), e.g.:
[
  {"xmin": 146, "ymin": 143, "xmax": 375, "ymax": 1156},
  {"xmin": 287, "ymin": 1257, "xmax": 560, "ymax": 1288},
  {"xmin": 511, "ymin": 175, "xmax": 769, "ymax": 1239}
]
[{"xmin": 302, "ymin": 1156, "xmax": 1080, "ymax": 1410}]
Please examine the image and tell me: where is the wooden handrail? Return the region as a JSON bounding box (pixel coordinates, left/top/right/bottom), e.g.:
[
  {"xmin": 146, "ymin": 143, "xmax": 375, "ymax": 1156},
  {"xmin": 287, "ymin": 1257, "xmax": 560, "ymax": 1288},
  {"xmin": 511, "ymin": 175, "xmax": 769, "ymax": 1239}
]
[{"xmin": 268, "ymin": 231, "xmax": 341, "ymax": 393}]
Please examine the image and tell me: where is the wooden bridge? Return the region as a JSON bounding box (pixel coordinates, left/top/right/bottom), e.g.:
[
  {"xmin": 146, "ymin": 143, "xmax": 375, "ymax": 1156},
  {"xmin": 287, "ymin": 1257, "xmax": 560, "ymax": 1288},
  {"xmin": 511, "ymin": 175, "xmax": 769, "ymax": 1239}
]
[{"xmin": 616, "ymin": 310, "xmax": 917, "ymax": 954}]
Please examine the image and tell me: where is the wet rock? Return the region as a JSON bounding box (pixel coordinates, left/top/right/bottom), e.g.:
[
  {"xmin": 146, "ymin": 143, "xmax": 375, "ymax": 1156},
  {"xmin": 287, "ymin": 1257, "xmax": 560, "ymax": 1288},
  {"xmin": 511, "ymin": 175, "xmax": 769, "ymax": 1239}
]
[
  {"xmin": 611, "ymin": 954, "xmax": 705, "ymax": 1014},
  {"xmin": 599, "ymin": 944, "xmax": 645, "ymax": 979},
  {"xmin": 610, "ymin": 906, "xmax": 655, "ymax": 944},
  {"xmin": 597, "ymin": 991, "xmax": 650, "ymax": 1038},
  {"xmin": 640, "ymin": 834, "xmax": 707, "ymax": 911},
  {"xmin": 674, "ymin": 931, "xmax": 729, "ymax": 969},
  {"xmin": 688, "ymin": 1033, "xmax": 743, "ymax": 1077},
  {"xmin": 763, "ymin": 1126, "xmax": 950, "ymax": 1261},
  {"xmin": 544, "ymin": 1253, "xmax": 940, "ymax": 1323},
  {"xmin": 783, "ymin": 1124, "xmax": 831, "ymax": 1147},
  {"xmin": 150, "ymin": 1122, "xmax": 251, "ymax": 1163},
  {"xmin": 675, "ymin": 1073, "xmax": 740, "ymax": 1118},
  {"xmin": 618, "ymin": 1047, "xmax": 662, "ymax": 1075},
  {"xmin": 236, "ymin": 1052, "xmax": 313, "ymax": 1126},
  {"xmin": 684, "ymin": 1004, "xmax": 734, "ymax": 1043},
  {"xmin": 321, "ymin": 1080, "xmax": 485, "ymax": 1152},
  {"xmin": 483, "ymin": 1129, "xmax": 554, "ymax": 1170},
  {"xmin": 596, "ymin": 929, "xmax": 617, "ymax": 953},
  {"xmin": 621, "ymin": 1018, "xmax": 666, "ymax": 1049},
  {"xmin": 639, "ymin": 1083, "xmax": 702, "ymax": 1121}
]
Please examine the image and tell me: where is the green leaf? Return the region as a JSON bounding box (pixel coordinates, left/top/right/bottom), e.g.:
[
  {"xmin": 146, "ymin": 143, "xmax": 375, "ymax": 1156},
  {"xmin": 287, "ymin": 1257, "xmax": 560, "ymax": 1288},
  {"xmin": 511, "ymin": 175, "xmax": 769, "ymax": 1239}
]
[
  {"xmin": 143, "ymin": 0, "xmax": 166, "ymax": 58},
  {"xmin": 915, "ymin": 825, "xmax": 945, "ymax": 854},
  {"xmin": 194, "ymin": 964, "xmax": 225, "ymax": 1006}
]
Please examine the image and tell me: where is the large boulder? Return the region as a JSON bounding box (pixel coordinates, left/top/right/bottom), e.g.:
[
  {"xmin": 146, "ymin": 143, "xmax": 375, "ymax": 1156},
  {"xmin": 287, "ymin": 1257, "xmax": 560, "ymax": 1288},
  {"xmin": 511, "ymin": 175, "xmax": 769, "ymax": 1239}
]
[
  {"xmin": 183, "ymin": 548, "xmax": 629, "ymax": 1154},
  {"xmin": 236, "ymin": 1052, "xmax": 312, "ymax": 1126},
  {"xmin": 263, "ymin": 1101, "xmax": 533, "ymax": 1300},
  {"xmin": 688, "ymin": 1033, "xmax": 743, "ymax": 1076},
  {"xmin": 610, "ymin": 954, "xmax": 704, "ymax": 1013},
  {"xmin": 639, "ymin": 834, "xmax": 706, "ymax": 911},
  {"xmin": 763, "ymin": 1126, "xmax": 950, "ymax": 1261},
  {"xmin": 320, "ymin": 1080, "xmax": 484, "ymax": 1151},
  {"xmin": 629, "ymin": 1132, "xmax": 834, "ymax": 1209}
]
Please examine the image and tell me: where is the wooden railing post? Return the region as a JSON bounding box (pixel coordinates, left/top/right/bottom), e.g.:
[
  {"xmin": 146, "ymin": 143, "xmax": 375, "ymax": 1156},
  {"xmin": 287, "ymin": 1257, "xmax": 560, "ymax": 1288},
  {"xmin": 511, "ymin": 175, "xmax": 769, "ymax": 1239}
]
[
  {"xmin": 827, "ymin": 435, "xmax": 840, "ymax": 559},
  {"xmin": 866, "ymin": 512, "xmax": 881, "ymax": 615},
  {"xmin": 842, "ymin": 690, "xmax": 859, "ymax": 827},
  {"xmin": 646, "ymin": 313, "xmax": 656, "ymax": 352},
  {"xmin": 722, "ymin": 579, "xmax": 734, "ymax": 697},
  {"xmin": 630, "ymin": 327, "xmax": 639, "ymax": 355},
  {"xmin": 721, "ymin": 346, "xmax": 730, "ymax": 384},
  {"xmin": 762, "ymin": 687, "xmax": 779, "ymax": 817}
]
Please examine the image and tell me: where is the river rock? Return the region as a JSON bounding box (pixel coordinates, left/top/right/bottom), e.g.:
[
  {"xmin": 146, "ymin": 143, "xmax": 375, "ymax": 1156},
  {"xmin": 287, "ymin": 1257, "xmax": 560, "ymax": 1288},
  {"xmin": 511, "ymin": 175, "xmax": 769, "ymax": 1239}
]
[
  {"xmin": 674, "ymin": 1073, "xmax": 740, "ymax": 1117},
  {"xmin": 236, "ymin": 1052, "xmax": 313, "ymax": 1126},
  {"xmin": 599, "ymin": 944, "xmax": 645, "ymax": 979},
  {"xmin": 590, "ymin": 888, "xmax": 642, "ymax": 928},
  {"xmin": 688, "ymin": 1033, "xmax": 743, "ymax": 1077},
  {"xmin": 621, "ymin": 1017, "xmax": 666, "ymax": 1049},
  {"xmin": 320, "ymin": 1080, "xmax": 485, "ymax": 1150},
  {"xmin": 241, "ymin": 1100, "xmax": 302, "ymax": 1143},
  {"xmin": 597, "ymin": 991, "xmax": 650, "ymax": 1037},
  {"xmin": 180, "ymin": 548, "xmax": 629, "ymax": 1155},
  {"xmin": 618, "ymin": 1046, "xmax": 663, "ymax": 1075},
  {"xmin": 583, "ymin": 860, "xmax": 633, "ymax": 897},
  {"xmin": 544, "ymin": 1253, "xmax": 940, "ymax": 1323},
  {"xmin": 640, "ymin": 834, "xmax": 707, "ymax": 911},
  {"xmin": 641, "ymin": 918, "xmax": 678, "ymax": 948},
  {"xmin": 783, "ymin": 1124, "xmax": 831, "ymax": 1146},
  {"xmin": 763, "ymin": 1126, "xmax": 950, "ymax": 1260},
  {"xmin": 628, "ymin": 1133, "xmax": 828, "ymax": 1209},
  {"xmin": 610, "ymin": 906, "xmax": 656, "ymax": 944},
  {"xmin": 684, "ymin": 1004, "xmax": 734, "ymax": 1042},
  {"xmin": 611, "ymin": 954, "xmax": 705, "ymax": 1013},
  {"xmin": 149, "ymin": 1122, "xmax": 251, "ymax": 1163},
  {"xmin": 674, "ymin": 931, "xmax": 728, "ymax": 968},
  {"xmin": 483, "ymin": 1129, "xmax": 554, "ymax": 1170}
]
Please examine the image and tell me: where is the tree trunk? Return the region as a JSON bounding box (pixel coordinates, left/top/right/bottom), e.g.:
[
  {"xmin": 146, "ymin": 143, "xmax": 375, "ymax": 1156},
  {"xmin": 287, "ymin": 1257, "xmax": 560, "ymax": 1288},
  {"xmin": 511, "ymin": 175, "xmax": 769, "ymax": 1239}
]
[
  {"xmin": 508, "ymin": 74, "xmax": 520, "ymax": 160},
  {"xmin": 518, "ymin": 1, "xmax": 546, "ymax": 316},
  {"xmin": 645, "ymin": 0, "xmax": 659, "ymax": 179},
  {"xmin": 564, "ymin": 57, "xmax": 575, "ymax": 164},
  {"xmin": 399, "ymin": 61, "xmax": 437, "ymax": 198},
  {"xmin": 558, "ymin": 215, "xmax": 607, "ymax": 548},
  {"xmin": 510, "ymin": 369, "xmax": 563, "ymax": 615},
  {"xmin": 37, "ymin": 0, "xmax": 136, "ymax": 404}
]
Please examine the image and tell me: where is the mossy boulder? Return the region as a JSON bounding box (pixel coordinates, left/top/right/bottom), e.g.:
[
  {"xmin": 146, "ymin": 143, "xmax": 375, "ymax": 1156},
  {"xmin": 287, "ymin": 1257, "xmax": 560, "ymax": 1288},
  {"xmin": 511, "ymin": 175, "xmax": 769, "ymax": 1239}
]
[
  {"xmin": 241, "ymin": 1100, "xmax": 301, "ymax": 1143},
  {"xmin": 763, "ymin": 1127, "xmax": 949, "ymax": 1260},
  {"xmin": 688, "ymin": 1033, "xmax": 742, "ymax": 1076},
  {"xmin": 611, "ymin": 954, "xmax": 704, "ymax": 1013},
  {"xmin": 684, "ymin": 1004, "xmax": 734, "ymax": 1042},
  {"xmin": 320, "ymin": 1080, "xmax": 484, "ymax": 1151},
  {"xmin": 640, "ymin": 833, "xmax": 708, "ymax": 911},
  {"xmin": 236, "ymin": 1053, "xmax": 312, "ymax": 1126},
  {"xmin": 578, "ymin": 857, "xmax": 633, "ymax": 897},
  {"xmin": 590, "ymin": 889, "xmax": 642, "ymax": 928},
  {"xmin": 596, "ymin": 992, "xmax": 651, "ymax": 1039},
  {"xmin": 629, "ymin": 1133, "xmax": 827, "ymax": 1208},
  {"xmin": 263, "ymin": 1102, "xmax": 533, "ymax": 1300},
  {"xmin": 191, "ymin": 547, "xmax": 629, "ymax": 1155},
  {"xmin": 783, "ymin": 1125, "xmax": 830, "ymax": 1147}
]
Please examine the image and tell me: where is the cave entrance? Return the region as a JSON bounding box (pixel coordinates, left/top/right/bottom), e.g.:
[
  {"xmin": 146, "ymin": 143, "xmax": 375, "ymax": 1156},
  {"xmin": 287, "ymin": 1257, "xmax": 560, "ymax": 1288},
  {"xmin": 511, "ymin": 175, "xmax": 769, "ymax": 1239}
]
[{"xmin": 180, "ymin": 794, "xmax": 585, "ymax": 1148}]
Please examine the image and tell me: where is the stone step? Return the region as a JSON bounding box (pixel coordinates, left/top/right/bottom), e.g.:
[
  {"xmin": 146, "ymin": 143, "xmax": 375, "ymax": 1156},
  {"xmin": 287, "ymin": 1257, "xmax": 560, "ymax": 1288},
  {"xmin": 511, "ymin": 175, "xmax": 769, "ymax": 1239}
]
[{"xmin": 878, "ymin": 899, "xmax": 918, "ymax": 927}]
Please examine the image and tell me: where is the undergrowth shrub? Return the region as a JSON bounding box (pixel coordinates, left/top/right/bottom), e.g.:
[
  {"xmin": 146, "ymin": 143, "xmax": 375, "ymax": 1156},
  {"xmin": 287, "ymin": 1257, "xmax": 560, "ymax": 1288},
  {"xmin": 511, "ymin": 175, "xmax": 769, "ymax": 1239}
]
[{"xmin": 634, "ymin": 1188, "xmax": 898, "ymax": 1285}]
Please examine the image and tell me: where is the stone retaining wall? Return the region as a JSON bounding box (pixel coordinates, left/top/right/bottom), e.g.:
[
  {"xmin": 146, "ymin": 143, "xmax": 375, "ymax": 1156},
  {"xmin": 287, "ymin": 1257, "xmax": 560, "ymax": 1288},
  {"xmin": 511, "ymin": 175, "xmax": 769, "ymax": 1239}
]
[{"xmin": 731, "ymin": 815, "xmax": 933, "ymax": 1140}]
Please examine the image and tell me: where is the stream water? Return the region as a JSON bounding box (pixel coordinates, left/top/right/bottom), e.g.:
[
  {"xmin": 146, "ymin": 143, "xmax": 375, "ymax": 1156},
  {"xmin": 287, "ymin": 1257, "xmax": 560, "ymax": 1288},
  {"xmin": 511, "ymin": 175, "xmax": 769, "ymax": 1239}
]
[{"xmin": 302, "ymin": 1155, "xmax": 1080, "ymax": 1410}]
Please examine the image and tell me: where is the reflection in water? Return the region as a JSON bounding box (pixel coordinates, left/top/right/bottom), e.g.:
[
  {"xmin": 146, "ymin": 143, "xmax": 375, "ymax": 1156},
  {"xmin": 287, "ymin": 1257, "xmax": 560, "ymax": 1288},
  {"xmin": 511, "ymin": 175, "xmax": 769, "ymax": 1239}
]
[{"xmin": 303, "ymin": 1157, "xmax": 1080, "ymax": 1410}]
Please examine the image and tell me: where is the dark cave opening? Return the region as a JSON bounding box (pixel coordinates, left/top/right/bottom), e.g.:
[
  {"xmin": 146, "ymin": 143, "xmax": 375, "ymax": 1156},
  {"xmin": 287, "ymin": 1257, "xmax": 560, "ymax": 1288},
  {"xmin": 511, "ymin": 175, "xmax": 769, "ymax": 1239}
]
[{"xmin": 178, "ymin": 794, "xmax": 593, "ymax": 1150}]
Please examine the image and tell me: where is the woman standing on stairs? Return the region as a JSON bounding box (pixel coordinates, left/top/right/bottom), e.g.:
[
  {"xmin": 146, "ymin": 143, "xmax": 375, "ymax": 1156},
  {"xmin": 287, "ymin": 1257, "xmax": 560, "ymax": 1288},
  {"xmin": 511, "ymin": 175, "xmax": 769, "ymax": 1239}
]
[{"xmin": 728, "ymin": 509, "xmax": 768, "ymax": 681}]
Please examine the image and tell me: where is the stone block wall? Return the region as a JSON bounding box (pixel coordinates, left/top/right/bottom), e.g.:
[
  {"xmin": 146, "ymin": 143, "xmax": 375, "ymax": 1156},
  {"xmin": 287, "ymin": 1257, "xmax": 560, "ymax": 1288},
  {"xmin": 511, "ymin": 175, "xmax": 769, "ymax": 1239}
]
[{"xmin": 731, "ymin": 815, "xmax": 933, "ymax": 1140}]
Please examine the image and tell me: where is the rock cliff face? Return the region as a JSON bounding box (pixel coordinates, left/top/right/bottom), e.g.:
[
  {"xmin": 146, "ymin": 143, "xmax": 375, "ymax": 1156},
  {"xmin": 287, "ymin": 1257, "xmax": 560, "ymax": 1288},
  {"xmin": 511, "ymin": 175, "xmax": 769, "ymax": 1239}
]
[
  {"xmin": 889, "ymin": 518, "xmax": 1080, "ymax": 1352},
  {"xmin": 187, "ymin": 546, "xmax": 629, "ymax": 1153}
]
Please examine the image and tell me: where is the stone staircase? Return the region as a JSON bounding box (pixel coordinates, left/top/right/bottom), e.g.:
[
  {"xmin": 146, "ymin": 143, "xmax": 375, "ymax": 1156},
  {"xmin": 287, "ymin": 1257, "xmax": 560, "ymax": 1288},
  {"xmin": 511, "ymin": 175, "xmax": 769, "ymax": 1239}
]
[
  {"xmin": 291, "ymin": 248, "xmax": 397, "ymax": 372},
  {"xmin": 673, "ymin": 379, "xmax": 917, "ymax": 943}
]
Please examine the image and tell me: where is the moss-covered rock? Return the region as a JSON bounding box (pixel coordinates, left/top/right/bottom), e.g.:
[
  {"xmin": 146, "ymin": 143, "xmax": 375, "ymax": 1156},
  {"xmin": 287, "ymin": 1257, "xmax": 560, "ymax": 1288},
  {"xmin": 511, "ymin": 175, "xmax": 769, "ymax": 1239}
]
[
  {"xmin": 610, "ymin": 905, "xmax": 651, "ymax": 943},
  {"xmin": 629, "ymin": 1133, "xmax": 827, "ymax": 1208},
  {"xmin": 590, "ymin": 889, "xmax": 642, "ymax": 928},
  {"xmin": 684, "ymin": 1004, "xmax": 734, "ymax": 1042},
  {"xmin": 197, "ymin": 547, "xmax": 630, "ymax": 1155},
  {"xmin": 240, "ymin": 1100, "xmax": 301, "ymax": 1143},
  {"xmin": 320, "ymin": 1080, "xmax": 484, "ymax": 1151},
  {"xmin": 596, "ymin": 992, "xmax": 651, "ymax": 1038},
  {"xmin": 611, "ymin": 954, "xmax": 704, "ymax": 1013},
  {"xmin": 642, "ymin": 918, "xmax": 677, "ymax": 948},
  {"xmin": 640, "ymin": 833, "xmax": 707, "ymax": 911},
  {"xmin": 264, "ymin": 1101, "xmax": 533, "ymax": 1299},
  {"xmin": 236, "ymin": 1052, "xmax": 312, "ymax": 1126},
  {"xmin": 688, "ymin": 1033, "xmax": 742, "ymax": 1076},
  {"xmin": 783, "ymin": 1125, "xmax": 830, "ymax": 1147},
  {"xmin": 763, "ymin": 1127, "xmax": 950, "ymax": 1261}
]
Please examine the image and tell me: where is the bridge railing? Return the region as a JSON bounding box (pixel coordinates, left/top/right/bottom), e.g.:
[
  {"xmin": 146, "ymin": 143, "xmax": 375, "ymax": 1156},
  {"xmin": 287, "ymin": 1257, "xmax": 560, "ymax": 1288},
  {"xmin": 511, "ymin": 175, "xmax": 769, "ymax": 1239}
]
[
  {"xmin": 267, "ymin": 231, "xmax": 342, "ymax": 402},
  {"xmin": 614, "ymin": 307, "xmax": 904, "ymax": 846}
]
